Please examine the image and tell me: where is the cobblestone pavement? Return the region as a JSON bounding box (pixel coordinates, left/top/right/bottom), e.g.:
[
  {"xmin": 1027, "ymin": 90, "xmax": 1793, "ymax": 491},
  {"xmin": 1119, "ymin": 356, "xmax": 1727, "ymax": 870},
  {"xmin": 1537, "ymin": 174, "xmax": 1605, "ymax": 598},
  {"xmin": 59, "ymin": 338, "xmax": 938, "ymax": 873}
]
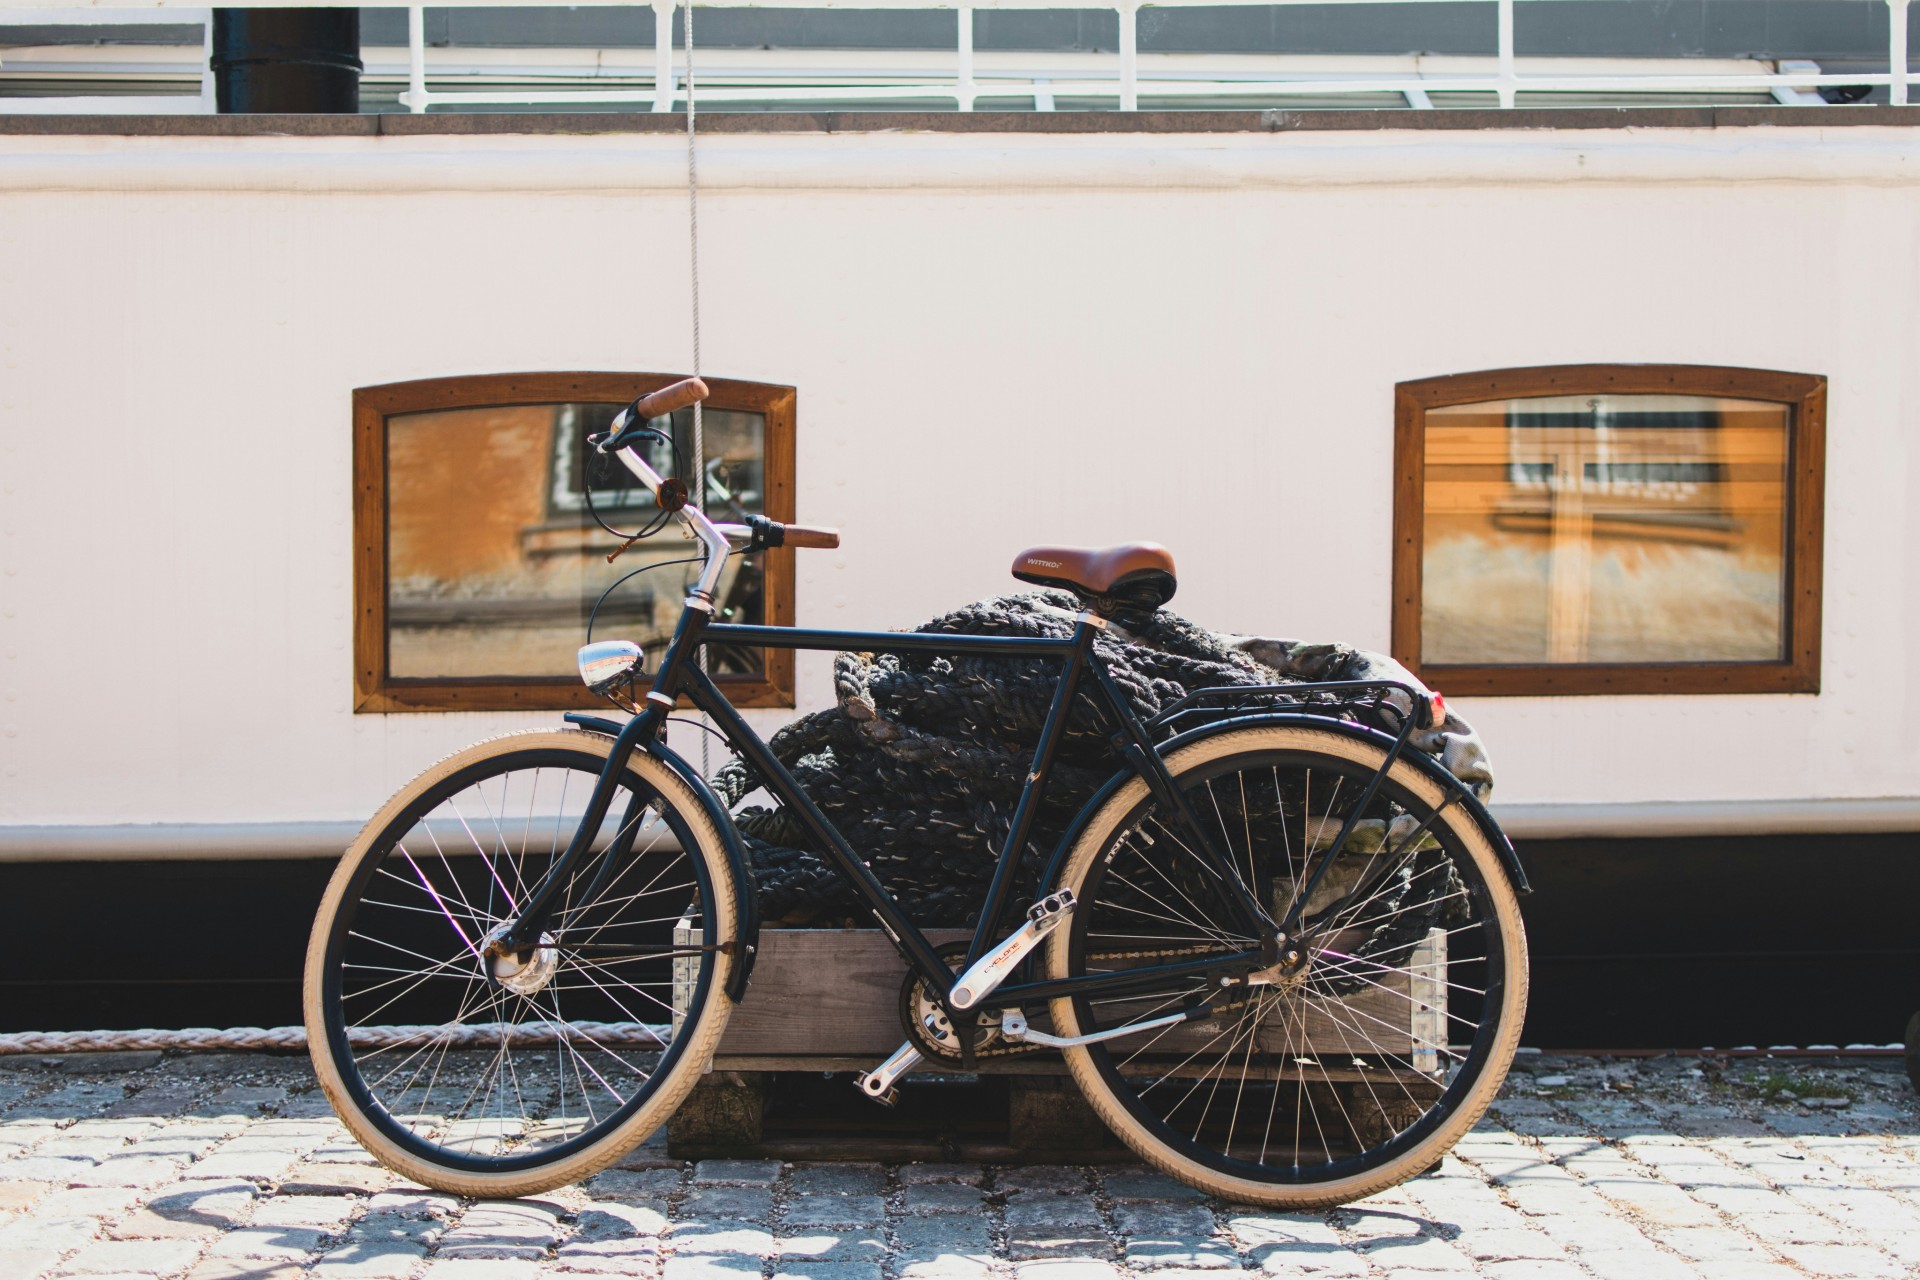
[{"xmin": 1, "ymin": 1049, "xmax": 1916, "ymax": 1280}]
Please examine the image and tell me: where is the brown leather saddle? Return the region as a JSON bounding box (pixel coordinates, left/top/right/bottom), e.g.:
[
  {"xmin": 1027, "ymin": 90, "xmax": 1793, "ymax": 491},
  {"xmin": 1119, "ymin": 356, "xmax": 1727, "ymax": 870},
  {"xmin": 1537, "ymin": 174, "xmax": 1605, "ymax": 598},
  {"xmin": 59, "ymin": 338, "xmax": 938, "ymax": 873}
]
[{"xmin": 1010, "ymin": 542, "xmax": 1178, "ymax": 620}]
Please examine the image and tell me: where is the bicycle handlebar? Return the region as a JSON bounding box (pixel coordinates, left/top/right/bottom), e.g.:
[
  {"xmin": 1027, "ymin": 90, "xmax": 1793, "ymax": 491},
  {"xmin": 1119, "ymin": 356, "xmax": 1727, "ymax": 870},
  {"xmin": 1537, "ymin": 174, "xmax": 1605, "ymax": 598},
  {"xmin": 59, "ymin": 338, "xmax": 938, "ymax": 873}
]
[
  {"xmin": 602, "ymin": 419, "xmax": 839, "ymax": 605},
  {"xmin": 633, "ymin": 376, "xmax": 710, "ymax": 420},
  {"xmin": 721, "ymin": 518, "xmax": 841, "ymax": 552},
  {"xmin": 782, "ymin": 524, "xmax": 841, "ymax": 550}
]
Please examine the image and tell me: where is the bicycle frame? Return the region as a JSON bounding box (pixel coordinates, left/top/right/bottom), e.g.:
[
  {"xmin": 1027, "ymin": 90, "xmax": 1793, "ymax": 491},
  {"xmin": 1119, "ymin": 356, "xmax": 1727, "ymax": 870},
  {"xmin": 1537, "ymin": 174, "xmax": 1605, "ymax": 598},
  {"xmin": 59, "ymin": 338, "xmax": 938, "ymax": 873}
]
[
  {"xmin": 493, "ymin": 409, "xmax": 1468, "ymax": 1026},
  {"xmin": 500, "ymin": 600, "xmax": 1282, "ymax": 1015}
]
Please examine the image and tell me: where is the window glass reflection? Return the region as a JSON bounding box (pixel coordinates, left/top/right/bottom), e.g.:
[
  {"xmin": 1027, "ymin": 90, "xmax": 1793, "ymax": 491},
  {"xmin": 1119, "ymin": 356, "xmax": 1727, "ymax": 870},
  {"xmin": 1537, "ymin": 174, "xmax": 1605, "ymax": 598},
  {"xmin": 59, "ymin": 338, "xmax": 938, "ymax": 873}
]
[
  {"xmin": 387, "ymin": 402, "xmax": 767, "ymax": 680},
  {"xmin": 1421, "ymin": 394, "xmax": 1789, "ymax": 665}
]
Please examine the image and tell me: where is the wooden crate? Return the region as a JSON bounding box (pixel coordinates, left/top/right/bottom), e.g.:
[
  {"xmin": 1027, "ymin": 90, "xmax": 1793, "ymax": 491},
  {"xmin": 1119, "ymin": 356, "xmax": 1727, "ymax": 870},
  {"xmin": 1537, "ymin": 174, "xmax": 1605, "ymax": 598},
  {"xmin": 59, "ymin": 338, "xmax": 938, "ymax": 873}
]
[
  {"xmin": 687, "ymin": 927, "xmax": 974, "ymax": 1070},
  {"xmin": 668, "ymin": 924, "xmax": 1445, "ymax": 1159},
  {"xmin": 673, "ymin": 924, "xmax": 1445, "ymax": 1076},
  {"xmin": 683, "ymin": 924, "xmax": 1443, "ymax": 1066}
]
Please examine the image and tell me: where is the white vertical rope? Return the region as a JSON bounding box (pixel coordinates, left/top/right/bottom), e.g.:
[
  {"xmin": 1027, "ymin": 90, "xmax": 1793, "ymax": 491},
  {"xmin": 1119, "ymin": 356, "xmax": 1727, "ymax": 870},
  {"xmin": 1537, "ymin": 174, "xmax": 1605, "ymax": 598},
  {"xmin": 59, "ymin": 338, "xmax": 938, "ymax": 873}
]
[
  {"xmin": 684, "ymin": 0, "xmax": 712, "ymax": 783},
  {"xmin": 686, "ymin": 0, "xmax": 702, "ymax": 485},
  {"xmin": 1117, "ymin": 0, "xmax": 1138, "ymax": 111}
]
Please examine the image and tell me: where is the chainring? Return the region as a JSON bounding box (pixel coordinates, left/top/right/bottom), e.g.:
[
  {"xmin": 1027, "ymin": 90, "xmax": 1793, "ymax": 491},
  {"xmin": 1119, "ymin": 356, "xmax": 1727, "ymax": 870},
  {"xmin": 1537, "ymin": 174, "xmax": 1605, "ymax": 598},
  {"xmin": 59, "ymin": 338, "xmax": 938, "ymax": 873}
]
[{"xmin": 898, "ymin": 941, "xmax": 1025, "ymax": 1062}]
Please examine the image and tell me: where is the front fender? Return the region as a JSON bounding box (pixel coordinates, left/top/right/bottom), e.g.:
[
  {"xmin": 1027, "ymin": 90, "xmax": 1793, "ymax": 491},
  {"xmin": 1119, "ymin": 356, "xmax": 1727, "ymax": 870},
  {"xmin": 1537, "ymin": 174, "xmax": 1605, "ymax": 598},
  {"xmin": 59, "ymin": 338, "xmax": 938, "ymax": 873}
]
[{"xmin": 1040, "ymin": 712, "xmax": 1529, "ymax": 897}]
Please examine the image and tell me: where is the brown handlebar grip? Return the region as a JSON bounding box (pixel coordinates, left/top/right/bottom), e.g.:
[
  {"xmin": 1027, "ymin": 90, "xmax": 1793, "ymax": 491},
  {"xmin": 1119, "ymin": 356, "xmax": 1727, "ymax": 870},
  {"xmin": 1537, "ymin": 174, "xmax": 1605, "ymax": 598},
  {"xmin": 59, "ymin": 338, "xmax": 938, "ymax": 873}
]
[
  {"xmin": 633, "ymin": 377, "xmax": 710, "ymax": 420},
  {"xmin": 785, "ymin": 525, "xmax": 841, "ymax": 550}
]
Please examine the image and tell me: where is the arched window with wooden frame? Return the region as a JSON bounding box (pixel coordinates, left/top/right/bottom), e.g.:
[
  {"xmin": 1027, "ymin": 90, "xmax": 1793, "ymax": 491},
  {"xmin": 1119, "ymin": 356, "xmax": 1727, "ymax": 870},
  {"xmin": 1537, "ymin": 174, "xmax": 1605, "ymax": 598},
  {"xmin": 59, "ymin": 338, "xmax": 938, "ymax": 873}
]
[
  {"xmin": 1393, "ymin": 365, "xmax": 1825, "ymax": 696},
  {"xmin": 354, "ymin": 371, "xmax": 797, "ymax": 712}
]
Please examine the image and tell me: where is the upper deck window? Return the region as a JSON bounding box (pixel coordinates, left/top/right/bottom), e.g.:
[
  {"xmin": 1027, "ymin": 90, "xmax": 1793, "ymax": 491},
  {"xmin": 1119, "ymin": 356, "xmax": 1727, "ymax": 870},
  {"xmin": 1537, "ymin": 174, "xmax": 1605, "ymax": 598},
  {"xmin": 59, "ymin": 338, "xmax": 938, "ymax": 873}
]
[{"xmin": 1393, "ymin": 365, "xmax": 1825, "ymax": 695}]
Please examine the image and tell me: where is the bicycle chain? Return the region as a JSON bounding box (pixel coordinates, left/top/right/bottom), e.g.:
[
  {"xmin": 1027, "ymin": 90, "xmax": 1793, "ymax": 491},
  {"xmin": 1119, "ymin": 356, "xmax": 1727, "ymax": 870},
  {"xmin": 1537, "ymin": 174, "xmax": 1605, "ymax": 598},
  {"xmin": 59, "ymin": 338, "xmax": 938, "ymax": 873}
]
[{"xmin": 905, "ymin": 943, "xmax": 1227, "ymax": 1063}]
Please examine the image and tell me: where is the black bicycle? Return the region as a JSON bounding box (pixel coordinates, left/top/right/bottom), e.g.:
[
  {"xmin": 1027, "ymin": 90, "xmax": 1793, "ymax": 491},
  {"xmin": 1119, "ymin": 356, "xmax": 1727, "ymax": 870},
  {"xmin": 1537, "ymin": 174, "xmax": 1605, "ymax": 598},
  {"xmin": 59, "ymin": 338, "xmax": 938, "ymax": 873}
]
[{"xmin": 305, "ymin": 377, "xmax": 1530, "ymax": 1205}]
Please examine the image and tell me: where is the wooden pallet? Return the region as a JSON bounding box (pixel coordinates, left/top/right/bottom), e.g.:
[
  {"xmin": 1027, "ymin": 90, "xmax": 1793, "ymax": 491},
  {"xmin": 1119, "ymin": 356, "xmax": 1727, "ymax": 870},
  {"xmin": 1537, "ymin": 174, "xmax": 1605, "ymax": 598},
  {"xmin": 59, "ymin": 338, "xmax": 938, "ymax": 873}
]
[{"xmin": 667, "ymin": 926, "xmax": 1445, "ymax": 1160}]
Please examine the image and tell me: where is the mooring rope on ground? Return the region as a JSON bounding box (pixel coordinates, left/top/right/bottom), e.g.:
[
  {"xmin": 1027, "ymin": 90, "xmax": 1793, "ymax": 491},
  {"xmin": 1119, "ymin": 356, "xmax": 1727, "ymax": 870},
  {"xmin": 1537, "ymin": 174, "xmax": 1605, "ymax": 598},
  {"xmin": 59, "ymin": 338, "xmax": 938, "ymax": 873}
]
[{"xmin": 0, "ymin": 1021, "xmax": 671, "ymax": 1056}]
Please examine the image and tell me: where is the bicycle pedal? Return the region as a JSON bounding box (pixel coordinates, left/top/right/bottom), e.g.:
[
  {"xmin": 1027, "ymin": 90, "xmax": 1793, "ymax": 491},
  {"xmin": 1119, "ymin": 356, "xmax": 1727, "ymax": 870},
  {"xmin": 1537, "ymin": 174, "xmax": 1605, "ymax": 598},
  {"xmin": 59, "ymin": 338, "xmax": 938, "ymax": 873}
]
[
  {"xmin": 855, "ymin": 1040, "xmax": 922, "ymax": 1107},
  {"xmin": 854, "ymin": 1075, "xmax": 900, "ymax": 1107},
  {"xmin": 1028, "ymin": 888, "xmax": 1076, "ymax": 923}
]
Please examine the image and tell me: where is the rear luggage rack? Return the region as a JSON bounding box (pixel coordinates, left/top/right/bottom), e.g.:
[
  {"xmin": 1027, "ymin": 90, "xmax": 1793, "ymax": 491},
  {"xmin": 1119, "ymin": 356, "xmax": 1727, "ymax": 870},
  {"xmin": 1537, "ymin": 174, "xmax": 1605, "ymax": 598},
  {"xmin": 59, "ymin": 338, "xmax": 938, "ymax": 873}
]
[{"xmin": 1147, "ymin": 679, "xmax": 1438, "ymax": 739}]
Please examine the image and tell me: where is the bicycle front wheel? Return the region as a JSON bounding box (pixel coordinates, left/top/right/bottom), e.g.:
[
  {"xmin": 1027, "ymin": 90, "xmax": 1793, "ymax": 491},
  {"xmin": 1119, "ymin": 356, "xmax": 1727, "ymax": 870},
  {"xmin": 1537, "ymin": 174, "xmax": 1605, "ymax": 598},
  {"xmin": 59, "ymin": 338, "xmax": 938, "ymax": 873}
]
[
  {"xmin": 1045, "ymin": 722, "xmax": 1527, "ymax": 1208},
  {"xmin": 303, "ymin": 728, "xmax": 739, "ymax": 1198}
]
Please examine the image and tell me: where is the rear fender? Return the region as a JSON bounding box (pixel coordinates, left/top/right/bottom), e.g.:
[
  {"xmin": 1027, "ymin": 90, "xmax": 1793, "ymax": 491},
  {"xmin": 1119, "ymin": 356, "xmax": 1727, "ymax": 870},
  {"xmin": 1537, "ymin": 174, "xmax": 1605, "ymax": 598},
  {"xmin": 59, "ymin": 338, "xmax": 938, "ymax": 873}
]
[{"xmin": 1040, "ymin": 712, "xmax": 1529, "ymax": 897}]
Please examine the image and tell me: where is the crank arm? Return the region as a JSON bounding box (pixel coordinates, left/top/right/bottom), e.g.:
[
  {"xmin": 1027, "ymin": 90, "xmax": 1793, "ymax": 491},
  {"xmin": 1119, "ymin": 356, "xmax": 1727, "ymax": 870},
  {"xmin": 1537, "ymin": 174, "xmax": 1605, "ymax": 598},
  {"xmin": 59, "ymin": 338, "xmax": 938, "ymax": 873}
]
[
  {"xmin": 998, "ymin": 1005, "xmax": 1209, "ymax": 1049},
  {"xmin": 949, "ymin": 890, "xmax": 1075, "ymax": 1010},
  {"xmin": 855, "ymin": 1040, "xmax": 922, "ymax": 1106}
]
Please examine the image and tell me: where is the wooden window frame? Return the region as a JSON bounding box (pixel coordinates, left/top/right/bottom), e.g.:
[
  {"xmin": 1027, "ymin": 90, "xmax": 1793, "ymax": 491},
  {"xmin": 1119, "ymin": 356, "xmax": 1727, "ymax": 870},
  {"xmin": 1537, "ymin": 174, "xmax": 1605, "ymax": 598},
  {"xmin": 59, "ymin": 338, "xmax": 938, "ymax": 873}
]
[
  {"xmin": 354, "ymin": 371, "xmax": 798, "ymax": 713},
  {"xmin": 1392, "ymin": 364, "xmax": 1825, "ymax": 697}
]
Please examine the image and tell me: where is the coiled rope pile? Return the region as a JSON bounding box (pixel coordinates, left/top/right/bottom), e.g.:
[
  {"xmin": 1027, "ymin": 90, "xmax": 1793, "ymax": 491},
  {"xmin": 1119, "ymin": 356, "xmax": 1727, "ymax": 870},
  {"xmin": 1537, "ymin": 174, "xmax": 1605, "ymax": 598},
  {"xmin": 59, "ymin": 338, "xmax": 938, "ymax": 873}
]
[{"xmin": 712, "ymin": 590, "xmax": 1492, "ymax": 928}]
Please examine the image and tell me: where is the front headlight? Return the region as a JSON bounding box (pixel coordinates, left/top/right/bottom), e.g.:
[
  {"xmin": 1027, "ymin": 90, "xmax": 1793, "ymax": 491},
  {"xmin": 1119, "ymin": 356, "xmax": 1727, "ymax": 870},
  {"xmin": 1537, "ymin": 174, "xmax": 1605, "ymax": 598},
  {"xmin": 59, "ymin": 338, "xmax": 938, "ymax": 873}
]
[{"xmin": 577, "ymin": 640, "xmax": 645, "ymax": 695}]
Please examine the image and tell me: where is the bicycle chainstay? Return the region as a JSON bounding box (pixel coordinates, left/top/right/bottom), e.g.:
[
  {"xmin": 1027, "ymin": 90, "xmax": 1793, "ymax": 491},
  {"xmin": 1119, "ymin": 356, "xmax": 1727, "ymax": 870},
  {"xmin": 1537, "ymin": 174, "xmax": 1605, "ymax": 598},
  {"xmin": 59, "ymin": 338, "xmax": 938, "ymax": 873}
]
[{"xmin": 906, "ymin": 944, "xmax": 1231, "ymax": 1062}]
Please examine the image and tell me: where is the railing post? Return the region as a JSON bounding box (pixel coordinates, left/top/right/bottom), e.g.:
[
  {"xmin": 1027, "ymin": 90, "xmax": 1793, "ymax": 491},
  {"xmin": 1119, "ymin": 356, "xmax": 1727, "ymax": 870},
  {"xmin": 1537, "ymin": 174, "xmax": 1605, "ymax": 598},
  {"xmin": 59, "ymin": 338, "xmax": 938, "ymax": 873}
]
[
  {"xmin": 1118, "ymin": 0, "xmax": 1138, "ymax": 111},
  {"xmin": 200, "ymin": 9, "xmax": 217, "ymax": 111},
  {"xmin": 653, "ymin": 0, "xmax": 676, "ymax": 112},
  {"xmin": 1892, "ymin": 0, "xmax": 1910, "ymax": 106},
  {"xmin": 405, "ymin": 5, "xmax": 426, "ymax": 113},
  {"xmin": 956, "ymin": 6, "xmax": 976, "ymax": 112},
  {"xmin": 1497, "ymin": 0, "xmax": 1516, "ymax": 108}
]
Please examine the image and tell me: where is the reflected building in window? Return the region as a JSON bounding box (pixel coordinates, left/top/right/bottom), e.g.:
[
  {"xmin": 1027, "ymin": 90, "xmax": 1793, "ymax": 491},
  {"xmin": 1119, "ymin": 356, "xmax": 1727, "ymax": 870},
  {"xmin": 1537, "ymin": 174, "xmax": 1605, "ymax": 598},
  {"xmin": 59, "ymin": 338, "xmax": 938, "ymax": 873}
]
[
  {"xmin": 1394, "ymin": 367, "xmax": 1822, "ymax": 695},
  {"xmin": 355, "ymin": 373, "xmax": 797, "ymax": 712},
  {"xmin": 387, "ymin": 401, "xmax": 767, "ymax": 681}
]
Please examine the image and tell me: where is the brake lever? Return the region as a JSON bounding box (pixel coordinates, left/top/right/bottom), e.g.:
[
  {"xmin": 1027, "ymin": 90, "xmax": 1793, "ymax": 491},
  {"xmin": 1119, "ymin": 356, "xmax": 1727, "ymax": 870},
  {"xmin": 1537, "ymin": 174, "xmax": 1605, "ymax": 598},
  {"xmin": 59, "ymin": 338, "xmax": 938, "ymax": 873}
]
[
  {"xmin": 742, "ymin": 514, "xmax": 784, "ymax": 552},
  {"xmin": 593, "ymin": 401, "xmax": 665, "ymax": 455}
]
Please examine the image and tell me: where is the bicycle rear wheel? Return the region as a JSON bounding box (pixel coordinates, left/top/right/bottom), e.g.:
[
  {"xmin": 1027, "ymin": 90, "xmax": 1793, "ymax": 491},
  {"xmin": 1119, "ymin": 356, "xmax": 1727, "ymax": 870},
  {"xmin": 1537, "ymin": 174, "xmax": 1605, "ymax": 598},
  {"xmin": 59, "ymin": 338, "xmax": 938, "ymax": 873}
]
[
  {"xmin": 1045, "ymin": 722, "xmax": 1527, "ymax": 1207},
  {"xmin": 303, "ymin": 728, "xmax": 738, "ymax": 1197}
]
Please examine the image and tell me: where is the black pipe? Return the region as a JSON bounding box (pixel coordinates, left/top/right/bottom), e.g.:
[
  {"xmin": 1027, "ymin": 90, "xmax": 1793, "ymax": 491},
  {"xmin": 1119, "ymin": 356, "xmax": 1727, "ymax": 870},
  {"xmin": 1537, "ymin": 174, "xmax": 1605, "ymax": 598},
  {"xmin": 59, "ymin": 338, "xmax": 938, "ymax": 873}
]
[{"xmin": 211, "ymin": 9, "xmax": 362, "ymax": 113}]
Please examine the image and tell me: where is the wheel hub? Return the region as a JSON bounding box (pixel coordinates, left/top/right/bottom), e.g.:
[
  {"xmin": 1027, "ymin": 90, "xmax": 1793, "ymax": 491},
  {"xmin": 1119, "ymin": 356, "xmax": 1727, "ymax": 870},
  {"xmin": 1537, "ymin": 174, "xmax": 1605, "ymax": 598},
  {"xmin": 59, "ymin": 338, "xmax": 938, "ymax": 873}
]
[
  {"xmin": 483, "ymin": 923, "xmax": 559, "ymax": 997},
  {"xmin": 1245, "ymin": 936, "xmax": 1312, "ymax": 991}
]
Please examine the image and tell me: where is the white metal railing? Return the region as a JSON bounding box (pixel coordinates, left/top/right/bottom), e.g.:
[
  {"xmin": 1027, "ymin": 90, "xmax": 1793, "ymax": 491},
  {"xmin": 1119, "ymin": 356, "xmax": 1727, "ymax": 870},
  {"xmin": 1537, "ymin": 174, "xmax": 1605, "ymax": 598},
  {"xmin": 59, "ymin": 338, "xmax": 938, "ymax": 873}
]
[
  {"xmin": 0, "ymin": 6, "xmax": 212, "ymax": 112},
  {"xmin": 0, "ymin": 0, "xmax": 1914, "ymax": 115}
]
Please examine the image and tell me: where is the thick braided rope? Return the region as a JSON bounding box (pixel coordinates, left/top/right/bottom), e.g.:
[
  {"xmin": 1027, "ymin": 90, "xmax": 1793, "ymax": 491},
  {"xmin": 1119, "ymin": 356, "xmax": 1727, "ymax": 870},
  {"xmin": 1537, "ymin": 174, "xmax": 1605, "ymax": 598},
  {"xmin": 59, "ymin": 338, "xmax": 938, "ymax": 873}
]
[
  {"xmin": 719, "ymin": 592, "xmax": 1433, "ymax": 928},
  {"xmin": 0, "ymin": 1021, "xmax": 671, "ymax": 1056}
]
